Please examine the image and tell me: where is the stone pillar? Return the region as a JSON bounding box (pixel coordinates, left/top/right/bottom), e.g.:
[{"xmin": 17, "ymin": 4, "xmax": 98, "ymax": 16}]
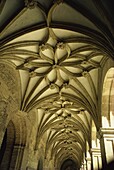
[
  {"xmin": 89, "ymin": 151, "xmax": 93, "ymax": 170},
  {"xmin": 13, "ymin": 145, "xmax": 25, "ymax": 170},
  {"xmin": 90, "ymin": 148, "xmax": 102, "ymax": 170},
  {"xmin": 49, "ymin": 159, "xmax": 55, "ymax": 170},
  {"xmin": 83, "ymin": 159, "xmax": 87, "ymax": 170},
  {"xmin": 98, "ymin": 128, "xmax": 114, "ymax": 167},
  {"xmin": 44, "ymin": 158, "xmax": 50, "ymax": 170},
  {"xmin": 80, "ymin": 164, "xmax": 84, "ymax": 170},
  {"xmin": 85, "ymin": 157, "xmax": 91, "ymax": 170},
  {"xmin": 26, "ymin": 149, "xmax": 38, "ymax": 170},
  {"xmin": 103, "ymin": 128, "xmax": 114, "ymax": 163},
  {"xmin": 21, "ymin": 146, "xmax": 29, "ymax": 170}
]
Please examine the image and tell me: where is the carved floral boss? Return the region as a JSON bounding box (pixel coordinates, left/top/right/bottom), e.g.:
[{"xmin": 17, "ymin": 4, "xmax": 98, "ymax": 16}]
[{"xmin": 16, "ymin": 41, "xmax": 98, "ymax": 84}]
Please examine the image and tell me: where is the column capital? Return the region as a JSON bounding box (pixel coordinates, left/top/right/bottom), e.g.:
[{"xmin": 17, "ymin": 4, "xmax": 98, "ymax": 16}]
[
  {"xmin": 16, "ymin": 110, "xmax": 27, "ymax": 117},
  {"xmin": 97, "ymin": 128, "xmax": 103, "ymax": 139},
  {"xmin": 85, "ymin": 157, "xmax": 91, "ymax": 161},
  {"xmin": 90, "ymin": 148, "xmax": 101, "ymax": 155},
  {"xmin": 97, "ymin": 127, "xmax": 114, "ymax": 139}
]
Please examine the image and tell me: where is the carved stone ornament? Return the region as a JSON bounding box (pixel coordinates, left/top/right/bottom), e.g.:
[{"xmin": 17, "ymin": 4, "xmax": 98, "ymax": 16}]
[
  {"xmin": 53, "ymin": 0, "xmax": 64, "ymax": 4},
  {"xmin": 96, "ymin": 129, "xmax": 103, "ymax": 139},
  {"xmin": 25, "ymin": 0, "xmax": 37, "ymax": 9}
]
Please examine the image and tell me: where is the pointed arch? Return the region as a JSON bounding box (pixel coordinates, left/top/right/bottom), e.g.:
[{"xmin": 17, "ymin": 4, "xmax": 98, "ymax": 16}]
[{"xmin": 102, "ymin": 67, "xmax": 114, "ymax": 127}]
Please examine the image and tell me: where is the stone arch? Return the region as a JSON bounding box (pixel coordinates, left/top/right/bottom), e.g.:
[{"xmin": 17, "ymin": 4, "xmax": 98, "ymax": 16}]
[
  {"xmin": 100, "ymin": 67, "xmax": 114, "ymax": 164},
  {"xmin": 37, "ymin": 157, "xmax": 43, "ymax": 170},
  {"xmin": 0, "ymin": 121, "xmax": 15, "ymax": 170},
  {"xmin": 60, "ymin": 159, "xmax": 77, "ymax": 170},
  {"xmin": 0, "ymin": 61, "xmax": 21, "ymax": 147},
  {"xmin": 85, "ymin": 141, "xmax": 91, "ymax": 170},
  {"xmin": 10, "ymin": 115, "xmax": 27, "ymax": 170},
  {"xmin": 91, "ymin": 120, "xmax": 97, "ymax": 148},
  {"xmin": 102, "ymin": 67, "xmax": 114, "ymax": 127},
  {"xmin": 91, "ymin": 120, "xmax": 102, "ymax": 170},
  {"xmin": 0, "ymin": 114, "xmax": 27, "ymax": 170}
]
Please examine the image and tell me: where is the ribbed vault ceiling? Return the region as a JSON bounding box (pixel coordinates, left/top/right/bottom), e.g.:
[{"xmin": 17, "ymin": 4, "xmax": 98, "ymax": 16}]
[{"xmin": 0, "ymin": 0, "xmax": 114, "ymax": 168}]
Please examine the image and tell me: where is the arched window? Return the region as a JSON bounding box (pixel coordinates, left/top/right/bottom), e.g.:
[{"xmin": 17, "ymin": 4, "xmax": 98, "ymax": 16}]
[{"xmin": 0, "ymin": 117, "xmax": 26, "ymax": 170}]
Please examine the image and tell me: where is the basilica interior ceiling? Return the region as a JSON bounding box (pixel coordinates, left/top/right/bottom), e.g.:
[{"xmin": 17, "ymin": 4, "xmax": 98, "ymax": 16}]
[{"xmin": 0, "ymin": 0, "xmax": 114, "ymax": 169}]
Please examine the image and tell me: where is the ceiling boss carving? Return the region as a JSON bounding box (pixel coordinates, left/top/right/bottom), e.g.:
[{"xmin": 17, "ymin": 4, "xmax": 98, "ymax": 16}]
[
  {"xmin": 16, "ymin": 36, "xmax": 100, "ymax": 87},
  {"xmin": 1, "ymin": 0, "xmax": 114, "ymax": 168},
  {"xmin": 24, "ymin": 0, "xmax": 38, "ymax": 9},
  {"xmin": 38, "ymin": 96, "xmax": 85, "ymax": 120}
]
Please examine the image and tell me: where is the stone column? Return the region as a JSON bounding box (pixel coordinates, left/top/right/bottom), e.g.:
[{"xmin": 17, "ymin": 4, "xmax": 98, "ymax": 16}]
[
  {"xmin": 44, "ymin": 158, "xmax": 50, "ymax": 170},
  {"xmin": 85, "ymin": 157, "xmax": 91, "ymax": 170},
  {"xmin": 13, "ymin": 145, "xmax": 25, "ymax": 170},
  {"xmin": 89, "ymin": 151, "xmax": 93, "ymax": 170},
  {"xmin": 83, "ymin": 159, "xmax": 87, "ymax": 170},
  {"xmin": 80, "ymin": 164, "xmax": 84, "ymax": 170},
  {"xmin": 98, "ymin": 128, "xmax": 114, "ymax": 167},
  {"xmin": 90, "ymin": 148, "xmax": 102, "ymax": 170},
  {"xmin": 49, "ymin": 159, "xmax": 55, "ymax": 170}
]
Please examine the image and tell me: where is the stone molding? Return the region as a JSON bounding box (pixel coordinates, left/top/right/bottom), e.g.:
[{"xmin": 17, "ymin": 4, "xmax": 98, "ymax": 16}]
[{"xmin": 97, "ymin": 127, "xmax": 114, "ymax": 139}]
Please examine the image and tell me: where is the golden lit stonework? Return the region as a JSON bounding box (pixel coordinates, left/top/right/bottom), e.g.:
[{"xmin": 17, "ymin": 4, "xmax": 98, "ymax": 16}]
[{"xmin": 16, "ymin": 36, "xmax": 100, "ymax": 87}]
